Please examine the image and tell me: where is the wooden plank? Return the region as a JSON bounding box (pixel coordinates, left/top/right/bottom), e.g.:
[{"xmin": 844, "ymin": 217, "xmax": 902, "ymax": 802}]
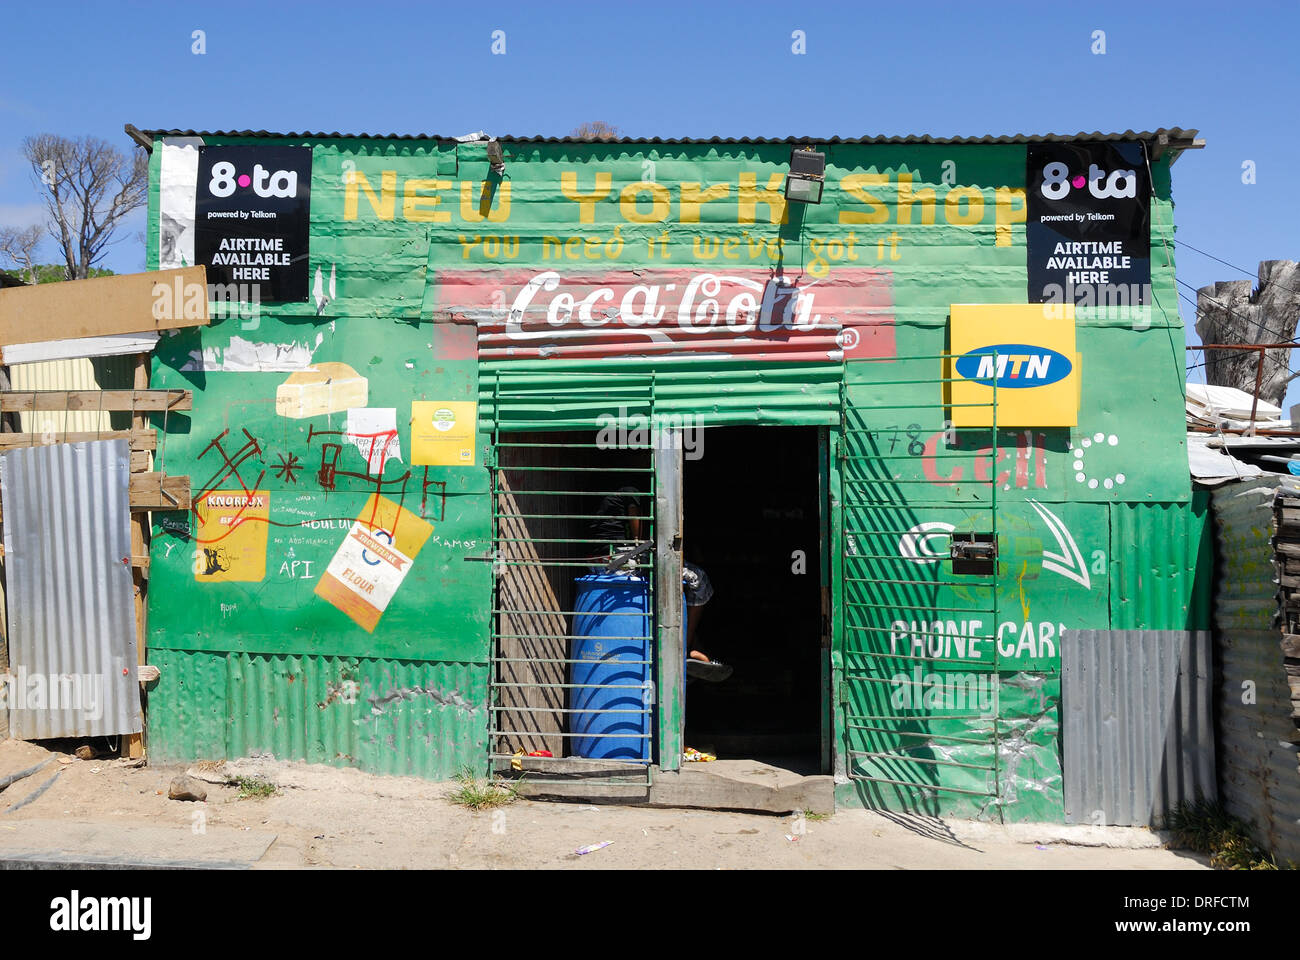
[
  {"xmin": 129, "ymin": 472, "xmax": 191, "ymax": 511},
  {"xmin": 127, "ymin": 354, "xmax": 150, "ymax": 761},
  {"xmin": 130, "ymin": 450, "xmax": 151, "ymax": 473},
  {"xmin": 0, "ymin": 266, "xmax": 210, "ymax": 346},
  {"xmin": 0, "ymin": 333, "xmax": 160, "ymax": 366},
  {"xmin": 0, "ymin": 429, "xmax": 157, "ymax": 451},
  {"xmin": 0, "ymin": 390, "xmax": 191, "ymax": 413}
]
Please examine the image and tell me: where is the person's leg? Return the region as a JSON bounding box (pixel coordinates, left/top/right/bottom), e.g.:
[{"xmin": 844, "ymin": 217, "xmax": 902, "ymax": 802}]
[{"xmin": 687, "ymin": 603, "xmax": 708, "ymax": 662}]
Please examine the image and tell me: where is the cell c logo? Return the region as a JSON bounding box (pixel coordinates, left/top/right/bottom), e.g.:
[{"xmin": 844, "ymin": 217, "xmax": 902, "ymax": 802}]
[
  {"xmin": 897, "ymin": 502, "xmax": 1091, "ymax": 590},
  {"xmin": 898, "ymin": 521, "xmax": 955, "ymax": 564}
]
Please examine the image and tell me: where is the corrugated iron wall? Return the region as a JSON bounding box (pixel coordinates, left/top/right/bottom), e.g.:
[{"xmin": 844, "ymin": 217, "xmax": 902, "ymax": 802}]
[
  {"xmin": 1110, "ymin": 495, "xmax": 1214, "ymax": 631},
  {"xmin": 138, "ymin": 134, "xmax": 1205, "ymax": 802},
  {"xmin": 1061, "ymin": 493, "xmax": 1216, "ymax": 825},
  {"xmin": 1, "ymin": 357, "xmax": 140, "ymax": 742},
  {"xmin": 146, "ymin": 650, "xmax": 488, "ymax": 779},
  {"xmin": 0, "ymin": 439, "xmax": 142, "ymax": 739},
  {"xmin": 145, "ymin": 135, "xmax": 491, "ymax": 778},
  {"xmin": 1062, "ymin": 629, "xmax": 1215, "ymax": 826},
  {"xmin": 1210, "ymin": 476, "xmax": 1300, "ymax": 863}
]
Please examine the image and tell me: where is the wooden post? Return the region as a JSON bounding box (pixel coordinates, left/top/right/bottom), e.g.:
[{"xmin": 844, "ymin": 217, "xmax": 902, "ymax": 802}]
[
  {"xmin": 655, "ymin": 435, "xmax": 684, "ymax": 772},
  {"xmin": 126, "ymin": 353, "xmax": 150, "ymax": 759}
]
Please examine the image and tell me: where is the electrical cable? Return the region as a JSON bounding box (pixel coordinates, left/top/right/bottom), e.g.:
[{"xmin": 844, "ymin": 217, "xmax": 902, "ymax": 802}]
[
  {"xmin": 1177, "ymin": 276, "xmax": 1299, "ymax": 344},
  {"xmin": 1172, "ymin": 238, "xmax": 1300, "ymax": 298}
]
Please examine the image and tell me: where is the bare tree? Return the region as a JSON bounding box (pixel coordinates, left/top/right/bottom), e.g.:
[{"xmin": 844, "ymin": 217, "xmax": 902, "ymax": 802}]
[
  {"xmin": 22, "ymin": 134, "xmax": 147, "ymax": 280},
  {"xmin": 571, "ymin": 121, "xmax": 621, "ymax": 141},
  {"xmin": 1196, "ymin": 261, "xmax": 1300, "ymax": 408},
  {"xmin": 0, "ymin": 224, "xmax": 44, "ymax": 283}
]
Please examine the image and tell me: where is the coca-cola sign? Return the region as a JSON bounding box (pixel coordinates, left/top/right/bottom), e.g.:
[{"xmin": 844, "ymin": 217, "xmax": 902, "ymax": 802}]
[{"xmin": 432, "ymin": 268, "xmax": 894, "ymax": 362}]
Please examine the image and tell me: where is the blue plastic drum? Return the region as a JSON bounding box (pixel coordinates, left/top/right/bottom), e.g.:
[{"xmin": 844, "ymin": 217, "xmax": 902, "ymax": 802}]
[{"xmin": 570, "ymin": 574, "xmax": 653, "ymax": 760}]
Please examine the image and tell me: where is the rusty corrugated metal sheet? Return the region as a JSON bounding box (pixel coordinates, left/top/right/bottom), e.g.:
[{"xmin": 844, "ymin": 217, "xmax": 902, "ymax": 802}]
[
  {"xmin": 433, "ymin": 268, "xmax": 890, "ymax": 365},
  {"xmin": 146, "ymin": 650, "xmax": 488, "ymax": 779},
  {"xmin": 1062, "ymin": 629, "xmax": 1215, "ymax": 826},
  {"xmin": 1209, "ymin": 476, "xmax": 1300, "ymax": 862},
  {"xmin": 0, "ymin": 439, "xmax": 141, "ymax": 739}
]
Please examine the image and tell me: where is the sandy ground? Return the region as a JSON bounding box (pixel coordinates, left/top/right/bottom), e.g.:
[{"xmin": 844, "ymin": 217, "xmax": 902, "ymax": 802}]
[{"xmin": 0, "ymin": 739, "xmax": 1209, "ymax": 870}]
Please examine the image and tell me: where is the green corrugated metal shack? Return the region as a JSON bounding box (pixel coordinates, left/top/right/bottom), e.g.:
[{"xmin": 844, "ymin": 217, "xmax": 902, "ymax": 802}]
[{"xmin": 134, "ymin": 126, "xmax": 1211, "ymax": 823}]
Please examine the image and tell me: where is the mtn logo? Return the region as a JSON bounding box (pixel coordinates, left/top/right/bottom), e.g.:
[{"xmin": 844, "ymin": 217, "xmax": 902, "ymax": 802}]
[{"xmin": 954, "ymin": 344, "xmax": 1072, "ymax": 389}]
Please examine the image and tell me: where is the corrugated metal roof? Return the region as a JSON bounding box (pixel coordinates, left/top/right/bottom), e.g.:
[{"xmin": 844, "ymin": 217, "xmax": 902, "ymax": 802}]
[
  {"xmin": 0, "ymin": 439, "xmax": 142, "ymax": 739},
  {"xmin": 136, "ymin": 126, "xmax": 1202, "ymax": 148}
]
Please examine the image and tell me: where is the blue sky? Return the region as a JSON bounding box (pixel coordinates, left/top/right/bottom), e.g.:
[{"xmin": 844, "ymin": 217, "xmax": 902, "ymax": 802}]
[{"xmin": 2, "ymin": 0, "xmax": 1296, "ymax": 401}]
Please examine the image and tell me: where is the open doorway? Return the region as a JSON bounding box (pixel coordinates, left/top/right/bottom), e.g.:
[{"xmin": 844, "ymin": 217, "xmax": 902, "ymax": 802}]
[{"xmin": 682, "ymin": 425, "xmax": 824, "ymax": 774}]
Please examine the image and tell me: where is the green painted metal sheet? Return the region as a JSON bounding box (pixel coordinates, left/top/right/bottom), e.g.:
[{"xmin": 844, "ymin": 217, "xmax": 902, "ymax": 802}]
[
  {"xmin": 1110, "ymin": 495, "xmax": 1213, "ymax": 631},
  {"xmin": 147, "ymin": 650, "xmax": 489, "ymax": 779},
  {"xmin": 845, "ymin": 327, "xmax": 1190, "ymax": 506},
  {"xmin": 147, "ymin": 316, "xmax": 490, "ymax": 662}
]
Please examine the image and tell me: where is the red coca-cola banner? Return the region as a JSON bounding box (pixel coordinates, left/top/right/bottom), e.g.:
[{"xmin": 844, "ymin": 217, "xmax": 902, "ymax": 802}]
[{"xmin": 431, "ymin": 268, "xmax": 894, "ymax": 362}]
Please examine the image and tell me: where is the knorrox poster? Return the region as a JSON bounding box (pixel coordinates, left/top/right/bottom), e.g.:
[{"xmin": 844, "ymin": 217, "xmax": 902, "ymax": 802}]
[
  {"xmin": 1026, "ymin": 142, "xmax": 1151, "ymax": 307},
  {"xmin": 194, "ymin": 145, "xmax": 312, "ymax": 301}
]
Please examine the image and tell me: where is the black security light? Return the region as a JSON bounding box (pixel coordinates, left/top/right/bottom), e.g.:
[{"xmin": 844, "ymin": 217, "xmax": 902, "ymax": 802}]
[
  {"xmin": 486, "ymin": 139, "xmax": 506, "ymax": 175},
  {"xmin": 785, "ymin": 146, "xmax": 825, "ymax": 204}
]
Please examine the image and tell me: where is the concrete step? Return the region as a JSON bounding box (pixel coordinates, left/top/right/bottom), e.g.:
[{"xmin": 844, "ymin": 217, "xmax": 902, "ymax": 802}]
[
  {"xmin": 500, "ymin": 757, "xmax": 652, "ymax": 803},
  {"xmin": 649, "ymin": 760, "xmax": 834, "ymax": 815},
  {"xmin": 514, "ymin": 780, "xmax": 651, "ymax": 803},
  {"xmin": 501, "ymin": 758, "xmax": 833, "ymax": 814}
]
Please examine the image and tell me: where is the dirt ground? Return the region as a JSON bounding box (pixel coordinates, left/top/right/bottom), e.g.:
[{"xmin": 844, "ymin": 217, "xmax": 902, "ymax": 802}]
[{"xmin": 0, "ymin": 739, "xmax": 1209, "ymax": 870}]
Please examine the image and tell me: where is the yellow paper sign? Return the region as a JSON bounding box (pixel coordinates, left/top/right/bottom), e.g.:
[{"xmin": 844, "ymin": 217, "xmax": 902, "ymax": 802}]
[
  {"xmin": 193, "ymin": 490, "xmax": 270, "ymax": 582},
  {"xmin": 411, "ymin": 400, "xmax": 477, "ymax": 466},
  {"xmin": 947, "ymin": 304, "xmax": 1079, "ymax": 427},
  {"xmin": 314, "ymin": 493, "xmax": 434, "ymax": 633}
]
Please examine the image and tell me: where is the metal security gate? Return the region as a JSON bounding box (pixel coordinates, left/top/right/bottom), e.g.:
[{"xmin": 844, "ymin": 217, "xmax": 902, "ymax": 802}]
[
  {"xmin": 839, "ymin": 352, "xmax": 1004, "ymax": 819},
  {"xmin": 486, "ymin": 372, "xmax": 675, "ymax": 788}
]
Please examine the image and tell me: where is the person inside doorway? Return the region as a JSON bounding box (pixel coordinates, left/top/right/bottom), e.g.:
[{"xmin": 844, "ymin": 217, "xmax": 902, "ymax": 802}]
[
  {"xmin": 682, "ymin": 559, "xmax": 731, "ymax": 681},
  {"xmin": 591, "ymin": 486, "xmax": 732, "ymax": 681}
]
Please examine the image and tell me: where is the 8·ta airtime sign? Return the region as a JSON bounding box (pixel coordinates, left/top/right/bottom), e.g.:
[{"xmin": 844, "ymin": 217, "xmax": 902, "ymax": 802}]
[
  {"xmin": 1039, "ymin": 159, "xmax": 1138, "ymax": 201},
  {"xmin": 1025, "ymin": 141, "xmax": 1151, "ymax": 307},
  {"xmin": 207, "ymin": 159, "xmax": 299, "ymax": 198},
  {"xmin": 193, "ymin": 145, "xmax": 312, "ymax": 302}
]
